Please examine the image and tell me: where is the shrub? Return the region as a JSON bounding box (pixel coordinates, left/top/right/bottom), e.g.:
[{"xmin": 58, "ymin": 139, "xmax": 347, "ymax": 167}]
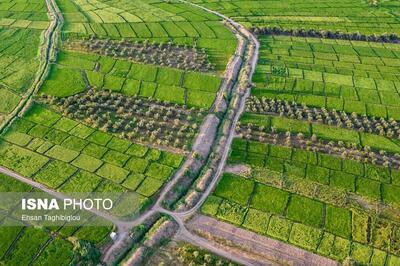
[{"xmin": 251, "ymin": 26, "xmax": 400, "ymax": 44}]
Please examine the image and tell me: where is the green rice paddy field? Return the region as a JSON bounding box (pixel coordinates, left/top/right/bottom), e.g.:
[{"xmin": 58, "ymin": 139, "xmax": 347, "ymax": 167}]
[
  {"xmin": 0, "ymin": 0, "xmax": 226, "ymax": 226},
  {"xmin": 189, "ymin": 0, "xmax": 400, "ymax": 35},
  {"xmin": 0, "ymin": 0, "xmax": 224, "ymax": 264},
  {"xmin": 240, "ymin": 112, "xmax": 400, "ymax": 154},
  {"xmin": 0, "ymin": 101, "xmax": 182, "ymax": 264},
  {"xmin": 41, "ymin": 50, "xmax": 222, "ymax": 108},
  {"xmin": 57, "ymin": 0, "xmax": 237, "ymax": 72}
]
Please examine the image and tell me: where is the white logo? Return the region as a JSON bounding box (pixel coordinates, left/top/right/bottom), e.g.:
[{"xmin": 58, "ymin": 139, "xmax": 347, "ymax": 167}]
[{"xmin": 21, "ymin": 198, "xmax": 113, "ymax": 210}]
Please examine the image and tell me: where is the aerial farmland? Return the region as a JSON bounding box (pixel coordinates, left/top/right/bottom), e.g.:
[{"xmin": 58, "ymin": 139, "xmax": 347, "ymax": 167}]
[{"xmin": 0, "ymin": 0, "xmax": 399, "ymax": 265}]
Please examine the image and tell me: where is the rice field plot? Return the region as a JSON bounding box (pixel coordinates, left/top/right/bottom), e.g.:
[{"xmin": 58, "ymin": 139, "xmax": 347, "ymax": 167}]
[
  {"xmin": 252, "ymin": 35, "xmax": 400, "ymax": 119},
  {"xmin": 189, "ymin": 0, "xmax": 400, "ymax": 35},
  {"xmin": 1, "ymin": 227, "xmax": 52, "ymax": 266},
  {"xmin": 0, "ymin": 0, "xmax": 49, "ymax": 22},
  {"xmin": 41, "ymin": 89, "xmax": 207, "ymax": 151},
  {"xmin": 0, "ymin": 19, "xmax": 49, "ymax": 30},
  {"xmin": 0, "ymin": 223, "xmax": 108, "ymax": 266},
  {"xmin": 0, "ymin": 103, "xmax": 184, "ymax": 215},
  {"xmin": 40, "ymin": 50, "xmax": 222, "ymax": 109},
  {"xmin": 56, "ymin": 0, "xmax": 237, "ymax": 71},
  {"xmin": 229, "ymin": 138, "xmax": 400, "ymax": 205},
  {"xmin": 0, "ymin": 28, "xmax": 43, "ymax": 117},
  {"xmin": 202, "ymin": 170, "xmax": 400, "ymax": 264}
]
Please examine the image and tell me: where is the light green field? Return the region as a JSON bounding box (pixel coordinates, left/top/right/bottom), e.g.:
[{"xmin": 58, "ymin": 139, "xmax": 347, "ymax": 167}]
[
  {"xmin": 0, "ymin": 28, "xmax": 42, "ymax": 116},
  {"xmin": 57, "ymin": 0, "xmax": 237, "ymax": 71},
  {"xmin": 41, "ymin": 50, "xmax": 221, "ymax": 108},
  {"xmin": 188, "ymin": 0, "xmax": 400, "ymax": 35}
]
